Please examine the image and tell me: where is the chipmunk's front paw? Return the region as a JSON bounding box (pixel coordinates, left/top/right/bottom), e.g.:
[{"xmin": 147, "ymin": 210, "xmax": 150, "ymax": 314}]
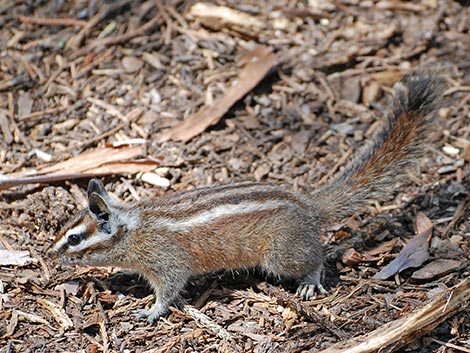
[{"xmin": 134, "ymin": 303, "xmax": 168, "ymax": 324}]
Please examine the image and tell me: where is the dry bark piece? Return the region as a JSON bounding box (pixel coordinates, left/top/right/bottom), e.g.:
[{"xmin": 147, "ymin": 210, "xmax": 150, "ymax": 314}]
[
  {"xmin": 160, "ymin": 46, "xmax": 278, "ymax": 142},
  {"xmin": 182, "ymin": 304, "xmax": 232, "ymax": 341},
  {"xmin": 461, "ymin": 139, "xmax": 470, "ymax": 161},
  {"xmin": 36, "ymin": 298, "xmax": 73, "ymax": 332},
  {"xmin": 3, "ymin": 309, "xmax": 19, "ymax": 338},
  {"xmin": 54, "ymin": 282, "xmax": 80, "ymax": 296},
  {"xmin": 186, "ymin": 3, "xmax": 265, "ymax": 37},
  {"xmin": 342, "ymin": 248, "xmax": 381, "ymax": 267},
  {"xmin": 411, "ymin": 259, "xmax": 464, "ymax": 281},
  {"xmin": 374, "ymin": 213, "xmax": 433, "ymax": 280},
  {"xmin": 16, "ymin": 310, "xmax": 53, "ymax": 328},
  {"xmin": 443, "ymin": 196, "xmax": 470, "ymax": 237},
  {"xmin": 0, "ymin": 249, "xmax": 38, "ymax": 266},
  {"xmin": 318, "ymin": 279, "xmax": 470, "ymax": 353},
  {"xmin": 366, "ymin": 239, "xmax": 399, "ymax": 256},
  {"xmin": 0, "ymin": 109, "xmax": 13, "ymax": 144},
  {"xmin": 17, "ymin": 92, "xmax": 33, "ymax": 117}
]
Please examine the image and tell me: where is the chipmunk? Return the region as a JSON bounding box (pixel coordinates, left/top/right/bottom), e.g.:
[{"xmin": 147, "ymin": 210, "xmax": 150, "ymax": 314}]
[{"xmin": 47, "ymin": 72, "xmax": 444, "ymax": 323}]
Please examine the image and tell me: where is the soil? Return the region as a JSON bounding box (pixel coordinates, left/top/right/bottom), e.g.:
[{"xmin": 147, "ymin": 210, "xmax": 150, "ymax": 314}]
[{"xmin": 1, "ymin": 0, "xmax": 469, "ymax": 352}]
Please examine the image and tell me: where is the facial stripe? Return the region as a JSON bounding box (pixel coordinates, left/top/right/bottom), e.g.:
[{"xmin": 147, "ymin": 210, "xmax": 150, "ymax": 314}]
[
  {"xmin": 69, "ymin": 230, "xmax": 113, "ymax": 252},
  {"xmin": 156, "ymin": 200, "xmax": 290, "ymax": 231},
  {"xmin": 65, "ymin": 223, "xmax": 87, "ymax": 238},
  {"xmin": 52, "ymin": 235, "xmax": 69, "ymax": 252}
]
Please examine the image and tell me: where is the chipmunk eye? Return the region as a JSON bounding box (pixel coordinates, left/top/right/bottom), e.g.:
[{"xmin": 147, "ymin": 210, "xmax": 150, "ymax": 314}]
[{"xmin": 67, "ymin": 233, "xmax": 82, "ymax": 246}]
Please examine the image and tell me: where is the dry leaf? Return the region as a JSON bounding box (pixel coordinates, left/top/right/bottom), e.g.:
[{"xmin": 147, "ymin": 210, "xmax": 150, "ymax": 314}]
[
  {"xmin": 374, "ymin": 213, "xmax": 433, "ymax": 280},
  {"xmin": 160, "ymin": 46, "xmax": 278, "ymax": 142},
  {"xmin": 0, "ymin": 146, "xmax": 160, "ymax": 190}
]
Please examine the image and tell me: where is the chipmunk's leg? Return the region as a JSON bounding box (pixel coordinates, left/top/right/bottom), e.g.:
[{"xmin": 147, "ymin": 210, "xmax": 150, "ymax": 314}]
[
  {"xmin": 135, "ymin": 275, "xmax": 186, "ymax": 324},
  {"xmin": 296, "ymin": 264, "xmax": 327, "ymax": 300}
]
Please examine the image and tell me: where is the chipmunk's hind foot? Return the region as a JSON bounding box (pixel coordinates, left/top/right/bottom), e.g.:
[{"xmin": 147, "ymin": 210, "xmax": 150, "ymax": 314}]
[{"xmin": 296, "ymin": 267, "xmax": 327, "ymax": 300}]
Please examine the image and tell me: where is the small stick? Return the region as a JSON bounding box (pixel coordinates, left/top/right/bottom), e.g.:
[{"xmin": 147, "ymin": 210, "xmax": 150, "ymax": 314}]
[
  {"xmin": 37, "ymin": 298, "xmax": 73, "ymax": 333},
  {"xmin": 182, "ymin": 304, "xmax": 233, "ymax": 341},
  {"xmin": 318, "ymin": 148, "xmax": 354, "ymax": 185},
  {"xmin": 431, "ymin": 339, "xmax": 470, "ymax": 353},
  {"xmin": 19, "ymin": 16, "xmax": 87, "ymax": 27},
  {"xmin": 443, "ymin": 196, "xmax": 470, "ymax": 237},
  {"xmin": 87, "ymin": 13, "xmax": 162, "ymax": 49}
]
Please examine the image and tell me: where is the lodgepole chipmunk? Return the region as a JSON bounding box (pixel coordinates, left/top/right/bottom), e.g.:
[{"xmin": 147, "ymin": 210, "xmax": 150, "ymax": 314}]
[{"xmin": 47, "ymin": 72, "xmax": 444, "ymax": 323}]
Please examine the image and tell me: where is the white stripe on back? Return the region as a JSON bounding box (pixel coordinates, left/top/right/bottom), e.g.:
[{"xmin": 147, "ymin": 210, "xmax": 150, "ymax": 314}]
[{"xmin": 156, "ymin": 200, "xmax": 288, "ymax": 231}]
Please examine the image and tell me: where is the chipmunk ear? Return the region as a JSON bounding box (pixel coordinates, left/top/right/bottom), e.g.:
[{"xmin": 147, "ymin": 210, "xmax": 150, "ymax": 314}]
[
  {"xmin": 87, "ymin": 179, "xmax": 108, "ymax": 199},
  {"xmin": 88, "ymin": 193, "xmax": 111, "ymax": 232}
]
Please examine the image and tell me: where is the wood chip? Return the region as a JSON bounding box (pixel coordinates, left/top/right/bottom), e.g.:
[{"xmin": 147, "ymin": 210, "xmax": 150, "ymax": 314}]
[
  {"xmin": 36, "ymin": 298, "xmax": 73, "ymax": 332},
  {"xmin": 186, "ymin": 3, "xmax": 265, "ymax": 37},
  {"xmin": 182, "ymin": 304, "xmax": 233, "ymax": 341},
  {"xmin": 122, "ymin": 56, "xmax": 144, "ymax": 73},
  {"xmin": 411, "ymin": 259, "xmax": 464, "ymax": 281},
  {"xmin": 0, "ymin": 249, "xmax": 38, "ymax": 266}
]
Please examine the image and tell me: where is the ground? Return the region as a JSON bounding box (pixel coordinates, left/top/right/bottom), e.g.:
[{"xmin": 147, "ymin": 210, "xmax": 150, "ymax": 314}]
[{"xmin": 0, "ymin": 0, "xmax": 469, "ymax": 352}]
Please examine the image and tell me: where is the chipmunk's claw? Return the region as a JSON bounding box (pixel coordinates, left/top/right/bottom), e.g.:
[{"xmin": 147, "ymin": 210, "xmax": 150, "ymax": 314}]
[
  {"xmin": 296, "ymin": 283, "xmax": 327, "ymax": 300},
  {"xmin": 134, "ymin": 304, "xmax": 168, "ymax": 324}
]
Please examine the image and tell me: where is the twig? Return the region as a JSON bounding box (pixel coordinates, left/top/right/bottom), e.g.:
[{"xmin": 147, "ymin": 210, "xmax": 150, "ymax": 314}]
[
  {"xmin": 19, "ymin": 16, "xmax": 87, "ymax": 27},
  {"xmin": 431, "ymin": 339, "xmax": 470, "ymax": 353},
  {"xmin": 78, "ymin": 108, "xmax": 142, "ymax": 148},
  {"xmin": 87, "ymin": 12, "xmax": 162, "ymax": 49},
  {"xmin": 318, "ymin": 148, "xmax": 353, "ymax": 185},
  {"xmin": 182, "ymin": 304, "xmax": 233, "ymax": 341},
  {"xmin": 67, "ymin": 0, "xmax": 133, "ymax": 49},
  {"xmin": 443, "ymin": 196, "xmax": 470, "ymax": 237}
]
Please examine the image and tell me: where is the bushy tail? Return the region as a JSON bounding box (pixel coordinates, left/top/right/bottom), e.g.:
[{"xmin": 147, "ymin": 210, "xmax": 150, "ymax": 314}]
[{"xmin": 315, "ymin": 71, "xmax": 445, "ymax": 222}]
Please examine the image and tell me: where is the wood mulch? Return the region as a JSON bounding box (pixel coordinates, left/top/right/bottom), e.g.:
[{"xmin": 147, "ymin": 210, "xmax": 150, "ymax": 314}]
[{"xmin": 1, "ymin": 0, "xmax": 469, "ymax": 352}]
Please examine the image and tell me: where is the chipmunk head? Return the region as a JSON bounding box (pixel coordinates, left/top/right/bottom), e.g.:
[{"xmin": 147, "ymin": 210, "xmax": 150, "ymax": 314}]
[{"xmin": 47, "ymin": 179, "xmax": 134, "ymax": 266}]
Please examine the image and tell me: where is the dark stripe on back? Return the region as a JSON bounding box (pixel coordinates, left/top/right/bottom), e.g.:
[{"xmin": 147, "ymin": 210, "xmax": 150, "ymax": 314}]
[{"xmin": 142, "ymin": 185, "xmax": 309, "ymax": 219}]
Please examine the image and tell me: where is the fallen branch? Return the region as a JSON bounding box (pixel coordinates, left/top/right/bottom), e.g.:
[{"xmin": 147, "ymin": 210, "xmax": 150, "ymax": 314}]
[{"xmin": 318, "ymin": 279, "xmax": 470, "ymax": 353}]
